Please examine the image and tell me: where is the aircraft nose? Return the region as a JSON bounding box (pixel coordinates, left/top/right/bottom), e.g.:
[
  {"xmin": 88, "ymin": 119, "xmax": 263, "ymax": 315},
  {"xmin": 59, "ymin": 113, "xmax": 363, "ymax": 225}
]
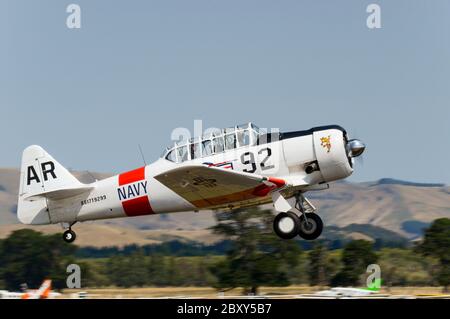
[{"xmin": 346, "ymin": 139, "xmax": 366, "ymax": 158}]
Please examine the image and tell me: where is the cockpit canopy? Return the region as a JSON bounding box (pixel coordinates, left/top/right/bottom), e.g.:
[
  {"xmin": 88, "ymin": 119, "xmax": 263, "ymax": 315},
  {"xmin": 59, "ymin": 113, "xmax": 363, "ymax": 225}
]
[{"xmin": 161, "ymin": 123, "xmax": 263, "ymax": 163}]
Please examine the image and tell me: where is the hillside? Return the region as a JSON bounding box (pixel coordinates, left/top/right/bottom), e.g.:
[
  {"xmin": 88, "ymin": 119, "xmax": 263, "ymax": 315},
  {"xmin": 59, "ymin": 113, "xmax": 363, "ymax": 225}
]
[{"xmin": 0, "ymin": 168, "xmax": 449, "ymax": 245}]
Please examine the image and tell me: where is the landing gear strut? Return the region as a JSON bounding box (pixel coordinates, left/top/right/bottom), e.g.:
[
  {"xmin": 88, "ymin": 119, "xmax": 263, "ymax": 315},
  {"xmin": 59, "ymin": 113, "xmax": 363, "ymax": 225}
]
[
  {"xmin": 62, "ymin": 222, "xmax": 77, "ymax": 243},
  {"xmin": 273, "ymin": 192, "xmax": 323, "ymax": 240}
]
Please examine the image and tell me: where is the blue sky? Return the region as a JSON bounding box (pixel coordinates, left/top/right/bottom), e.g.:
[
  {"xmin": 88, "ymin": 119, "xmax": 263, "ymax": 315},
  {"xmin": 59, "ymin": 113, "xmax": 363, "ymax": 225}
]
[{"xmin": 1, "ymin": 0, "xmax": 449, "ymax": 183}]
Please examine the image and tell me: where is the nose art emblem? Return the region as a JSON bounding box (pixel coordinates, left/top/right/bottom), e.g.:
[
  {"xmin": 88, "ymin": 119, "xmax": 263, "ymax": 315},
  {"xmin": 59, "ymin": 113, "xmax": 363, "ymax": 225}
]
[{"xmin": 320, "ymin": 135, "xmax": 332, "ymax": 153}]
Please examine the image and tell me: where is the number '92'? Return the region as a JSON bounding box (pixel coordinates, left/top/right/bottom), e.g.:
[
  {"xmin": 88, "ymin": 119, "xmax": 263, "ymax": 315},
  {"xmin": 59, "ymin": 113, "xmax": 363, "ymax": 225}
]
[
  {"xmin": 241, "ymin": 147, "xmax": 274, "ymax": 173},
  {"xmin": 221, "ymin": 303, "xmax": 271, "ymax": 314}
]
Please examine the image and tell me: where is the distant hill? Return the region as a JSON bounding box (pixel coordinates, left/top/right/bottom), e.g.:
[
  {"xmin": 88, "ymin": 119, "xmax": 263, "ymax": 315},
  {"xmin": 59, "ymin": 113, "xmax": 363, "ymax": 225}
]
[
  {"xmin": 305, "ymin": 179, "xmax": 449, "ymax": 238},
  {"xmin": 369, "ymin": 178, "xmax": 445, "ymax": 188},
  {"xmin": 321, "ymin": 223, "xmax": 410, "ymax": 247},
  {"xmin": 0, "ymin": 222, "xmax": 409, "ymax": 250},
  {"xmin": 1, "ymin": 168, "xmax": 449, "ymax": 245},
  {"xmin": 73, "ymin": 223, "xmax": 410, "ymax": 257},
  {"xmin": 0, "ymin": 224, "xmax": 222, "ymax": 247}
]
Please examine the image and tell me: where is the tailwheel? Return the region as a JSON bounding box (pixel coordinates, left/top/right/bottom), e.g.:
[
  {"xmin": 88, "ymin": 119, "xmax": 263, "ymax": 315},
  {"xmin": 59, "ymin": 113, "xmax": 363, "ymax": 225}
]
[
  {"xmin": 298, "ymin": 213, "xmax": 323, "ymax": 240},
  {"xmin": 63, "ymin": 229, "xmax": 77, "ymax": 243},
  {"xmin": 273, "ymin": 211, "xmax": 300, "ymax": 239}
]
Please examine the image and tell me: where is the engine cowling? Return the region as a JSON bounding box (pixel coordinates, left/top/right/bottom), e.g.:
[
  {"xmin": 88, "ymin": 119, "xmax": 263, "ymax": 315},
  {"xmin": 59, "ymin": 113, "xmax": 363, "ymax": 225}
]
[{"xmin": 312, "ymin": 128, "xmax": 353, "ymax": 182}]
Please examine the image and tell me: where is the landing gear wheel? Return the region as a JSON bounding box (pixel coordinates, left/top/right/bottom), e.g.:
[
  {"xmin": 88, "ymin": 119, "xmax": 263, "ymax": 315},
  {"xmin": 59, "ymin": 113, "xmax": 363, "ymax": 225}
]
[
  {"xmin": 273, "ymin": 212, "xmax": 300, "ymax": 239},
  {"xmin": 298, "ymin": 213, "xmax": 323, "ymax": 240},
  {"xmin": 63, "ymin": 229, "xmax": 76, "ymax": 243}
]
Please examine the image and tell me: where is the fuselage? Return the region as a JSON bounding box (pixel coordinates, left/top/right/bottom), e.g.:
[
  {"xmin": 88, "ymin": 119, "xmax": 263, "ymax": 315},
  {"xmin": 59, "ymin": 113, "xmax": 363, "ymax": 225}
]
[{"xmin": 44, "ymin": 125, "xmax": 353, "ymax": 224}]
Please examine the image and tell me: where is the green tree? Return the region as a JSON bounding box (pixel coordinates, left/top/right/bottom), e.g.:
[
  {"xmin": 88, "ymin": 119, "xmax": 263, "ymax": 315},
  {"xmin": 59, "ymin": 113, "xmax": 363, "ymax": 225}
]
[
  {"xmin": 331, "ymin": 240, "xmax": 378, "ymax": 287},
  {"xmin": 416, "ymin": 218, "xmax": 450, "ymax": 292},
  {"xmin": 77, "ymin": 260, "xmax": 111, "ymax": 288},
  {"xmin": 107, "ymin": 250, "xmax": 149, "ymax": 287},
  {"xmin": 166, "ymin": 256, "xmax": 183, "ymax": 286},
  {"xmin": 209, "ymin": 207, "xmax": 302, "ymax": 295},
  {"xmin": 0, "ymin": 229, "xmax": 76, "ymax": 290},
  {"xmin": 107, "ymin": 255, "xmax": 127, "ymax": 286},
  {"xmin": 148, "ymin": 254, "xmax": 168, "ymax": 286},
  {"xmin": 308, "ymin": 243, "xmax": 328, "ymax": 286}
]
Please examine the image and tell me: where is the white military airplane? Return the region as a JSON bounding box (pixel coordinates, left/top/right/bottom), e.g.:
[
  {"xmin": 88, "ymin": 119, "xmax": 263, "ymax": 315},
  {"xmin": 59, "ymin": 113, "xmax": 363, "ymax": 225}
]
[{"xmin": 17, "ymin": 123, "xmax": 365, "ymax": 243}]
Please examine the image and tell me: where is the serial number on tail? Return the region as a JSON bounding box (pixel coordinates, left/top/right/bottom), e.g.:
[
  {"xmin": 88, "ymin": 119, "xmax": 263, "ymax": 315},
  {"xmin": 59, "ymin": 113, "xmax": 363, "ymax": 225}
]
[{"xmin": 81, "ymin": 195, "xmax": 107, "ymax": 206}]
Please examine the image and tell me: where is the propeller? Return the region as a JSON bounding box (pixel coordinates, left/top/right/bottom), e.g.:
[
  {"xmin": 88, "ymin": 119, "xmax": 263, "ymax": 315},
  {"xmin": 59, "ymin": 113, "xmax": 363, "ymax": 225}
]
[
  {"xmin": 357, "ymin": 152, "xmax": 364, "ymax": 166},
  {"xmin": 346, "ymin": 138, "xmax": 366, "ymax": 167}
]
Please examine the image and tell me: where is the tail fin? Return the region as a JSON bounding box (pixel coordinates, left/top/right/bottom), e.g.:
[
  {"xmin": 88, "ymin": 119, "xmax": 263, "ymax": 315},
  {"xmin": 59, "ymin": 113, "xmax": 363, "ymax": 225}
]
[
  {"xmin": 36, "ymin": 279, "xmax": 52, "ymax": 299},
  {"xmin": 17, "ymin": 145, "xmax": 90, "ymax": 225}
]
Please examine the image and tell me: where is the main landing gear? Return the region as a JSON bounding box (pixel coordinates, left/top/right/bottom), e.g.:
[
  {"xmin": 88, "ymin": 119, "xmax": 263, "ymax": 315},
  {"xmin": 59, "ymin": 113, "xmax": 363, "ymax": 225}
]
[
  {"xmin": 62, "ymin": 222, "xmax": 77, "ymax": 243},
  {"xmin": 273, "ymin": 193, "xmax": 323, "ymax": 240}
]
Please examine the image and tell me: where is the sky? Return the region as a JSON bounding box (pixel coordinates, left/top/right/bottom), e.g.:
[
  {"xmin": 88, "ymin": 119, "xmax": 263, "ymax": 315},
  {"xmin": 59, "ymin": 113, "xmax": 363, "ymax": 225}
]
[{"xmin": 1, "ymin": 0, "xmax": 449, "ymax": 184}]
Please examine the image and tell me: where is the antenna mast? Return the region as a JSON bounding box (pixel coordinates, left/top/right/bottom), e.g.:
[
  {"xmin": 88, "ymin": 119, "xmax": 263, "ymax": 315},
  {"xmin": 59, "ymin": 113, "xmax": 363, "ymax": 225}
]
[{"xmin": 138, "ymin": 144, "xmax": 147, "ymax": 166}]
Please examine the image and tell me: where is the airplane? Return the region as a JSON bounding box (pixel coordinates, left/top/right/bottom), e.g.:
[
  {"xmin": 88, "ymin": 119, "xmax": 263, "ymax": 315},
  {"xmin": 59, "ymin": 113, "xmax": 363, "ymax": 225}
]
[
  {"xmin": 17, "ymin": 123, "xmax": 365, "ymax": 243},
  {"xmin": 0, "ymin": 279, "xmax": 61, "ymax": 299}
]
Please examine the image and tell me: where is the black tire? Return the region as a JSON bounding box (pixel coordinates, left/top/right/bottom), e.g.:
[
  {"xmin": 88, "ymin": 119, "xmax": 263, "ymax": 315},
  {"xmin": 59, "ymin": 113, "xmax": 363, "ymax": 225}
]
[
  {"xmin": 273, "ymin": 212, "xmax": 300, "ymax": 239},
  {"xmin": 298, "ymin": 213, "xmax": 323, "ymax": 240},
  {"xmin": 63, "ymin": 230, "xmax": 76, "ymax": 243}
]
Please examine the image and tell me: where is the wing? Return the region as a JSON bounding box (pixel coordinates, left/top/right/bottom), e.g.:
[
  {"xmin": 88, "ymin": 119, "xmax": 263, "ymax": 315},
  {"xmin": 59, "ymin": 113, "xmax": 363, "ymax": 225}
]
[{"xmin": 154, "ymin": 165, "xmax": 286, "ymax": 209}]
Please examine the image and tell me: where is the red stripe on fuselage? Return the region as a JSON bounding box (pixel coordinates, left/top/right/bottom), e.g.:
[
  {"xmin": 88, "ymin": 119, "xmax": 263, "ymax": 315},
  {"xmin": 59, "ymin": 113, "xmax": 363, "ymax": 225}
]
[
  {"xmin": 119, "ymin": 167, "xmax": 146, "ymax": 186},
  {"xmin": 118, "ymin": 167, "xmax": 154, "ymax": 216},
  {"xmin": 122, "ymin": 196, "xmax": 153, "ymax": 216}
]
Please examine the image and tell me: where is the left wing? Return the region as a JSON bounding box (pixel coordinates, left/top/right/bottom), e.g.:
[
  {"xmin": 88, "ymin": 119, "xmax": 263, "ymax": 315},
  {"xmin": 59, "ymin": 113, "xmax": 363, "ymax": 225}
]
[{"xmin": 154, "ymin": 165, "xmax": 287, "ymax": 209}]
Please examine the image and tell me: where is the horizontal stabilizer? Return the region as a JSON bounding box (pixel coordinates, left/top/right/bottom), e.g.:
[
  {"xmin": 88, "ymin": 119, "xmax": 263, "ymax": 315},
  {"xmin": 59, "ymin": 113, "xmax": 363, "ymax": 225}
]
[{"xmin": 24, "ymin": 185, "xmax": 94, "ymax": 201}]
